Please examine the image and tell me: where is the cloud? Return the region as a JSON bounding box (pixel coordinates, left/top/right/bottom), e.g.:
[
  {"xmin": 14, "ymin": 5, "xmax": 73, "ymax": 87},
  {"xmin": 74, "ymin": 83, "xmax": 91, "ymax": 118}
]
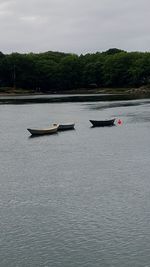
[{"xmin": 0, "ymin": 0, "xmax": 149, "ymax": 54}]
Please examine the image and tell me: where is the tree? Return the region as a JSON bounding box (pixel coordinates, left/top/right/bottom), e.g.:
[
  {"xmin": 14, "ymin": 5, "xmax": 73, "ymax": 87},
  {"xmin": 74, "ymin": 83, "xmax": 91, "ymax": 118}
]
[
  {"xmin": 104, "ymin": 48, "xmax": 125, "ymax": 55},
  {"xmin": 59, "ymin": 55, "xmax": 81, "ymax": 90}
]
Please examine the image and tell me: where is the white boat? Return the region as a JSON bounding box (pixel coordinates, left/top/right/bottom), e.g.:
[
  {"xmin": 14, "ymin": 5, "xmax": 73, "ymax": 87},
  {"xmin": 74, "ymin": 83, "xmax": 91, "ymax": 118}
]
[
  {"xmin": 27, "ymin": 124, "xmax": 59, "ymax": 135},
  {"xmin": 53, "ymin": 123, "xmax": 75, "ymax": 131}
]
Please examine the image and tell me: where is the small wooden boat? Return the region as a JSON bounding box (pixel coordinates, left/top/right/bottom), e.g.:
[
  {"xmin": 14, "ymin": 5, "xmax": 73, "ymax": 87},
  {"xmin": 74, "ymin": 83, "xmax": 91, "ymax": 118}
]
[
  {"xmin": 27, "ymin": 124, "xmax": 59, "ymax": 135},
  {"xmin": 89, "ymin": 119, "xmax": 115, "ymax": 127},
  {"xmin": 53, "ymin": 123, "xmax": 75, "ymax": 131}
]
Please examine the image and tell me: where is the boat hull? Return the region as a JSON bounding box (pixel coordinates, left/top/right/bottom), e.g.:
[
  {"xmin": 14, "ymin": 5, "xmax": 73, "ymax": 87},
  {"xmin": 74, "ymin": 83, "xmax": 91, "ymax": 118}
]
[
  {"xmin": 90, "ymin": 119, "xmax": 115, "ymax": 127},
  {"xmin": 27, "ymin": 125, "xmax": 59, "ymax": 135},
  {"xmin": 53, "ymin": 123, "xmax": 75, "ymax": 131}
]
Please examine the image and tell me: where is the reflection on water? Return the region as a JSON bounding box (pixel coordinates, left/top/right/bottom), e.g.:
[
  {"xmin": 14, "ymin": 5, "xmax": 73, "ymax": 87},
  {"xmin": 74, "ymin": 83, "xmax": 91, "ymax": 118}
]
[
  {"xmin": 28, "ymin": 132, "xmax": 59, "ymax": 139},
  {"xmin": 87, "ymin": 99, "xmax": 150, "ymax": 110},
  {"xmin": 0, "ymin": 93, "xmax": 145, "ymax": 104}
]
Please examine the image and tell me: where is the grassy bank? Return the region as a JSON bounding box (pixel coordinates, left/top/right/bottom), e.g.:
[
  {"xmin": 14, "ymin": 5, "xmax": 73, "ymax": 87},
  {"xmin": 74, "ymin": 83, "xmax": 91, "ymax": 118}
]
[{"xmin": 0, "ymin": 86, "xmax": 150, "ymax": 96}]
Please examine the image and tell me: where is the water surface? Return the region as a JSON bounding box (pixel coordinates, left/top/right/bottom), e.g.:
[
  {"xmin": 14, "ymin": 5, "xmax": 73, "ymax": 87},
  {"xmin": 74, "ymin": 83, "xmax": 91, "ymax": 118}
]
[{"xmin": 0, "ymin": 98, "xmax": 150, "ymax": 267}]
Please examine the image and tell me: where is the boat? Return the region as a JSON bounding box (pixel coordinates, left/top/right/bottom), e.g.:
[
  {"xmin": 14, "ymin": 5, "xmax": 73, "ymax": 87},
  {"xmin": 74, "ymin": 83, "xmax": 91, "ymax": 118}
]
[
  {"xmin": 89, "ymin": 119, "xmax": 115, "ymax": 127},
  {"xmin": 27, "ymin": 124, "xmax": 59, "ymax": 135},
  {"xmin": 53, "ymin": 123, "xmax": 75, "ymax": 131}
]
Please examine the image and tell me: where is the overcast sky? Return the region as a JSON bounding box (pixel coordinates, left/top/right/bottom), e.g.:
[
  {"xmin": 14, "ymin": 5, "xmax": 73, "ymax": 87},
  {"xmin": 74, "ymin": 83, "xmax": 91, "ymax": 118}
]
[{"xmin": 0, "ymin": 0, "xmax": 149, "ymax": 54}]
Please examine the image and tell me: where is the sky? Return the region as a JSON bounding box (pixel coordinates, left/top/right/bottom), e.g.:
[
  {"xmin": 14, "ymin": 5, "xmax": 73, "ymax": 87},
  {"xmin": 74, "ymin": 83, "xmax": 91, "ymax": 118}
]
[{"xmin": 0, "ymin": 0, "xmax": 149, "ymax": 54}]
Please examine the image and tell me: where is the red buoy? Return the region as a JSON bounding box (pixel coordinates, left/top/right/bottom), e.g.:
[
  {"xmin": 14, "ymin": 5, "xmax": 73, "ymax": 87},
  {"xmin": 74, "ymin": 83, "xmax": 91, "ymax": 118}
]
[{"xmin": 118, "ymin": 119, "xmax": 122, "ymax": 125}]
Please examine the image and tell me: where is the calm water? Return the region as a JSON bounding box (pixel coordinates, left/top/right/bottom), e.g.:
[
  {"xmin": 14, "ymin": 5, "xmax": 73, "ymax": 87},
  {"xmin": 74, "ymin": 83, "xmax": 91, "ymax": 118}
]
[{"xmin": 0, "ymin": 97, "xmax": 150, "ymax": 267}]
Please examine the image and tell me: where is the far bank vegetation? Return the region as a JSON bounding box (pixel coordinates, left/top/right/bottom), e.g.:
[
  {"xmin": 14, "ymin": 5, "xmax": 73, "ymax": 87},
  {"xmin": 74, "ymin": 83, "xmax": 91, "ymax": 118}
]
[{"xmin": 0, "ymin": 48, "xmax": 150, "ymax": 94}]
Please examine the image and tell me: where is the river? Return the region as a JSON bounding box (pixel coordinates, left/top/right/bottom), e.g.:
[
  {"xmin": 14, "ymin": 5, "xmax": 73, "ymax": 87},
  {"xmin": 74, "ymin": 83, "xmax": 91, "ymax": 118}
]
[{"xmin": 0, "ymin": 96, "xmax": 150, "ymax": 267}]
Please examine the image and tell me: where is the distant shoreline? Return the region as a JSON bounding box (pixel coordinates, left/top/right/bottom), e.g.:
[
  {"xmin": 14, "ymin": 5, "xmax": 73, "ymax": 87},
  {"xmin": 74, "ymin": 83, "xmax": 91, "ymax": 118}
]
[
  {"xmin": 0, "ymin": 86, "xmax": 150, "ymax": 97},
  {"xmin": 0, "ymin": 88, "xmax": 150, "ymax": 104}
]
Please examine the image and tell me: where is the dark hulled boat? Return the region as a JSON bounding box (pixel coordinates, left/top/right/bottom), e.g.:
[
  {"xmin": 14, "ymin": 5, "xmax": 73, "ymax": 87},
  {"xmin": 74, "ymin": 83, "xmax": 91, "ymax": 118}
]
[{"xmin": 89, "ymin": 119, "xmax": 115, "ymax": 127}]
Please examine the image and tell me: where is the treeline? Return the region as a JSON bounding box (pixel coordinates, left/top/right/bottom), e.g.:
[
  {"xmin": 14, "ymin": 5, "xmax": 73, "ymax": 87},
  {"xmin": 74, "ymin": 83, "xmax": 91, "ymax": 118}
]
[{"xmin": 0, "ymin": 48, "xmax": 150, "ymax": 92}]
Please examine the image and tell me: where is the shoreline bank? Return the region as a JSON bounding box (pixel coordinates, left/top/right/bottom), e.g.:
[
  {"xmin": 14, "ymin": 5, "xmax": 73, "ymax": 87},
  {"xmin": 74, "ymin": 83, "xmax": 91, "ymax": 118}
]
[{"xmin": 0, "ymin": 86, "xmax": 150, "ymax": 97}]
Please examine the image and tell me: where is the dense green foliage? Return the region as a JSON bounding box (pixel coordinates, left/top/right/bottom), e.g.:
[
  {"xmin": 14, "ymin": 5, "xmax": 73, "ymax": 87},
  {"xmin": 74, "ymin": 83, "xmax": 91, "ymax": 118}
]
[{"xmin": 0, "ymin": 48, "xmax": 150, "ymax": 92}]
